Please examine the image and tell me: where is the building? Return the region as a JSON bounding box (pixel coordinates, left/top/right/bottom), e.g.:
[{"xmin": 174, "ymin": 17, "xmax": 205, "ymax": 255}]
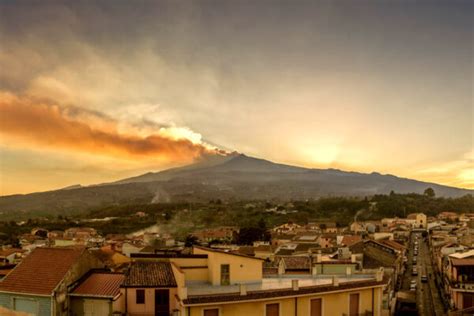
[
  {"xmin": 120, "ymin": 261, "xmax": 179, "ymax": 316},
  {"xmin": 128, "ymin": 246, "xmax": 387, "ymax": 316},
  {"xmin": 406, "ymin": 213, "xmax": 427, "ymax": 229},
  {"xmin": 0, "ymin": 247, "xmax": 103, "ymax": 316},
  {"xmin": 445, "ymin": 250, "xmax": 474, "ymax": 311},
  {"xmin": 69, "ymin": 271, "xmax": 125, "ymax": 316}
]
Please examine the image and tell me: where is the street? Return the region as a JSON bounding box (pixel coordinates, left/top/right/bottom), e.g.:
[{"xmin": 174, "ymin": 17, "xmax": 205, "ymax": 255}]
[{"xmin": 400, "ymin": 232, "xmax": 445, "ymax": 316}]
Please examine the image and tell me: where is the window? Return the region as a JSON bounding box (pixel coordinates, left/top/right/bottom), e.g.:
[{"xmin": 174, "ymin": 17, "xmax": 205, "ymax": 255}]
[
  {"xmin": 266, "ymin": 303, "xmax": 279, "ymax": 316},
  {"xmin": 136, "ymin": 289, "xmax": 145, "ymax": 304},
  {"xmin": 204, "ymin": 308, "xmax": 219, "ymax": 316},
  {"xmin": 310, "ymin": 298, "xmax": 322, "ymax": 316},
  {"xmin": 220, "ymin": 264, "xmax": 230, "ymax": 286},
  {"xmin": 349, "ymin": 293, "xmax": 359, "ymax": 316}
]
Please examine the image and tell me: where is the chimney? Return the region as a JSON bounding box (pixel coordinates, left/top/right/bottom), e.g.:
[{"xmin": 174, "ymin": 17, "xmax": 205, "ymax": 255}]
[
  {"xmin": 332, "ymin": 276, "xmax": 339, "ymax": 287},
  {"xmin": 240, "ymin": 284, "xmax": 247, "ymax": 296},
  {"xmin": 292, "ymin": 279, "xmax": 299, "ymax": 291},
  {"xmin": 346, "ymin": 266, "xmax": 352, "ymax": 276}
]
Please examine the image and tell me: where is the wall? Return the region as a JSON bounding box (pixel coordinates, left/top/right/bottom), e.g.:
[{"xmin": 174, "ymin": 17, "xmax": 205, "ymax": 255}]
[
  {"xmin": 170, "ymin": 258, "xmax": 209, "ymax": 282},
  {"xmin": 53, "ymin": 250, "xmax": 104, "ymax": 316},
  {"xmin": 0, "ymin": 293, "xmax": 51, "ymax": 316},
  {"xmin": 193, "ymin": 248, "xmax": 262, "ymax": 285},
  {"xmin": 313, "ymin": 264, "xmax": 356, "ymax": 275},
  {"xmin": 185, "ymin": 286, "xmax": 383, "ymax": 316},
  {"xmin": 123, "ymin": 287, "xmax": 178, "ymax": 315}
]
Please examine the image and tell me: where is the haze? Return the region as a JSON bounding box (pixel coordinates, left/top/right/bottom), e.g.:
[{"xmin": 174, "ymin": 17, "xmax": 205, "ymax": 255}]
[{"xmin": 0, "ymin": 0, "xmax": 472, "ymax": 195}]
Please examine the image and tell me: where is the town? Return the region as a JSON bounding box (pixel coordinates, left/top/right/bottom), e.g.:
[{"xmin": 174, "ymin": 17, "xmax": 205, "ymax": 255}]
[{"xmin": 0, "ymin": 208, "xmax": 472, "ymax": 316}]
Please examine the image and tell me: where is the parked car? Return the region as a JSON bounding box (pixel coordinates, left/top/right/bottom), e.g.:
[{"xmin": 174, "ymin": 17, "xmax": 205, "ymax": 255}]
[
  {"xmin": 421, "ymin": 275, "xmax": 428, "ymax": 283},
  {"xmin": 410, "ymin": 283, "xmax": 417, "ymax": 291},
  {"xmin": 412, "ymin": 269, "xmax": 418, "ymax": 276}
]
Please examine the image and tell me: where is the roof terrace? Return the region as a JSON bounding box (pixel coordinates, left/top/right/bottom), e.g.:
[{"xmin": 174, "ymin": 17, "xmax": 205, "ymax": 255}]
[{"xmin": 186, "ymin": 273, "xmax": 380, "ymax": 296}]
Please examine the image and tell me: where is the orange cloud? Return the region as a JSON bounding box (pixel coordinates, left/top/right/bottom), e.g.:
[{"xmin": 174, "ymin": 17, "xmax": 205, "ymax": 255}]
[{"xmin": 0, "ymin": 92, "xmax": 220, "ymax": 161}]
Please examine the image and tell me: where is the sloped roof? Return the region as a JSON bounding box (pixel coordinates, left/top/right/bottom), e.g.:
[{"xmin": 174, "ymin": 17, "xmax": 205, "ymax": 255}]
[
  {"xmin": 71, "ymin": 272, "xmax": 124, "ymax": 298},
  {"xmin": 278, "ymin": 256, "xmax": 311, "ymax": 269},
  {"xmin": 254, "ymin": 245, "xmax": 275, "ymax": 253},
  {"xmin": 122, "ymin": 262, "xmax": 176, "ymax": 288},
  {"xmin": 380, "ymin": 239, "xmax": 406, "ymax": 252},
  {"xmin": 341, "ymin": 235, "xmax": 362, "ymax": 247},
  {"xmin": 0, "ymin": 247, "xmax": 85, "ymax": 295}
]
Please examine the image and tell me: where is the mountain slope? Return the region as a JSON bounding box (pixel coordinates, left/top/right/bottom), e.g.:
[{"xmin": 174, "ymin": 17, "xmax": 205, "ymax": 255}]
[{"xmin": 0, "ymin": 154, "xmax": 471, "ymax": 216}]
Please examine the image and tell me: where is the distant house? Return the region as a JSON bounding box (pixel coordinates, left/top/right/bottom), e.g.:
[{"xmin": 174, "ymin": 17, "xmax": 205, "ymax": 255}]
[
  {"xmin": 340, "ymin": 235, "xmax": 362, "ymax": 247},
  {"xmin": 192, "ymin": 227, "xmax": 237, "ymax": 242},
  {"xmin": 350, "ymin": 222, "xmax": 366, "ymax": 234},
  {"xmin": 64, "ymin": 227, "xmax": 98, "ymax": 240},
  {"xmin": 445, "ymin": 250, "xmax": 474, "ymax": 311},
  {"xmin": 254, "ymin": 245, "xmax": 276, "ymax": 260},
  {"xmin": 0, "ymin": 247, "xmax": 103, "ymax": 316},
  {"xmin": 69, "ymin": 271, "xmax": 125, "ymax": 316},
  {"xmin": 406, "ymin": 213, "xmax": 427, "ymax": 228},
  {"xmin": 0, "ymin": 248, "xmax": 24, "ymax": 265},
  {"xmin": 438, "ymin": 212, "xmax": 459, "ymax": 222},
  {"xmin": 272, "ymin": 222, "xmax": 301, "ymax": 234},
  {"xmin": 121, "ymin": 242, "xmax": 144, "ymax": 257}
]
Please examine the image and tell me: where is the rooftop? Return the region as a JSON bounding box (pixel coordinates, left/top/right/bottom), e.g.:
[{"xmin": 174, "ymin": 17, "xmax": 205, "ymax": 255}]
[
  {"xmin": 184, "ymin": 274, "xmax": 385, "ymax": 304},
  {"xmin": 71, "ymin": 272, "xmax": 124, "ymax": 298},
  {"xmin": 0, "ymin": 247, "xmax": 85, "ymax": 295},
  {"xmin": 122, "ymin": 262, "xmax": 176, "ymax": 288}
]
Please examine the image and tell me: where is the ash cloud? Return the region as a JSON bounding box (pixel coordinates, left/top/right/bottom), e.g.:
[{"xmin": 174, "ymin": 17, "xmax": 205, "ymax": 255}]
[{"xmin": 0, "ymin": 92, "xmax": 221, "ymax": 161}]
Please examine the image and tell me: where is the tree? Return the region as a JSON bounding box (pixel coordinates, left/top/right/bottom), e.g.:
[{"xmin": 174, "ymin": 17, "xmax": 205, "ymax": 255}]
[
  {"xmin": 424, "ymin": 187, "xmax": 435, "ymax": 198},
  {"xmin": 184, "ymin": 234, "xmax": 199, "ymax": 247},
  {"xmin": 237, "ymin": 226, "xmax": 270, "ymax": 245}
]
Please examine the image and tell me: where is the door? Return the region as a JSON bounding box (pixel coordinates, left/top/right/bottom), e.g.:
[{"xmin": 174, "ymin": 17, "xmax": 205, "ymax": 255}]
[
  {"xmin": 311, "ymin": 298, "xmax": 322, "ymax": 316},
  {"xmin": 266, "ymin": 303, "xmax": 279, "ymax": 316},
  {"xmin": 13, "ymin": 297, "xmax": 38, "ymax": 315},
  {"xmin": 154, "ymin": 289, "xmax": 170, "ymax": 316},
  {"xmin": 349, "ymin": 293, "xmax": 360, "ymax": 316},
  {"xmin": 463, "ymin": 293, "xmax": 474, "ymax": 309},
  {"xmin": 220, "ymin": 264, "xmax": 230, "ymax": 285},
  {"xmin": 84, "ymin": 300, "xmax": 110, "ymax": 316}
]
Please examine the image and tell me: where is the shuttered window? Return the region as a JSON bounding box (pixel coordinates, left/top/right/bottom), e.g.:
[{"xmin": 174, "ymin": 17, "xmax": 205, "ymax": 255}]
[
  {"xmin": 136, "ymin": 289, "xmax": 145, "ymax": 304},
  {"xmin": 266, "ymin": 303, "xmax": 279, "ymax": 316}
]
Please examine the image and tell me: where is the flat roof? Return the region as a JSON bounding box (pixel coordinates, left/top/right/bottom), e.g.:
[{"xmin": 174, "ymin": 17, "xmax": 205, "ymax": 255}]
[
  {"xmin": 183, "ymin": 274, "xmax": 386, "ymax": 305},
  {"xmin": 186, "ymin": 274, "xmax": 378, "ymax": 296}
]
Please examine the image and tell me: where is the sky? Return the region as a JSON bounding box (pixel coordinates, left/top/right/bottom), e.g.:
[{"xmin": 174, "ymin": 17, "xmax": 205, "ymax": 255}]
[{"xmin": 0, "ymin": 0, "xmax": 472, "ymax": 195}]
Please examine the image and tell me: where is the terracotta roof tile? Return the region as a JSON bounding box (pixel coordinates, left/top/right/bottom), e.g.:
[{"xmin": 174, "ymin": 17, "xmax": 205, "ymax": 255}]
[
  {"xmin": 0, "ymin": 247, "xmax": 85, "ymax": 295},
  {"xmin": 341, "ymin": 235, "xmax": 362, "ymax": 247},
  {"xmin": 71, "ymin": 273, "xmax": 124, "ymax": 298},
  {"xmin": 122, "ymin": 262, "xmax": 176, "ymax": 288}
]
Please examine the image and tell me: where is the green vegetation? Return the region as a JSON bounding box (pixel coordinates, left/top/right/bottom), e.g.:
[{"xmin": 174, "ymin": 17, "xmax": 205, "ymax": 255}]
[{"xmin": 0, "ymin": 191, "xmax": 472, "ymax": 246}]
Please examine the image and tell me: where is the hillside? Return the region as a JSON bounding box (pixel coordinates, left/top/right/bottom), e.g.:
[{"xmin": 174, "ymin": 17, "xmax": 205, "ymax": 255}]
[{"xmin": 0, "ymin": 154, "xmax": 471, "ymax": 217}]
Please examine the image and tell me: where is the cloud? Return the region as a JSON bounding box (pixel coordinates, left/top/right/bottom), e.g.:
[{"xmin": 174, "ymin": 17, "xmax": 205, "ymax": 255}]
[
  {"xmin": 0, "ymin": 92, "xmax": 223, "ymax": 162},
  {"xmin": 416, "ymin": 150, "xmax": 474, "ymax": 189}
]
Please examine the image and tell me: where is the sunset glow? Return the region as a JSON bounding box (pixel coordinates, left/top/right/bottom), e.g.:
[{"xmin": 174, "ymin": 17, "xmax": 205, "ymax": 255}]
[{"xmin": 0, "ymin": 1, "xmax": 472, "ymax": 195}]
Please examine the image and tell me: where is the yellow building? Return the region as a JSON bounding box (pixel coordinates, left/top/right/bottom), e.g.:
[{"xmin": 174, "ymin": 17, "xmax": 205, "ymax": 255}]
[{"xmin": 127, "ymin": 246, "xmax": 387, "ymax": 316}]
